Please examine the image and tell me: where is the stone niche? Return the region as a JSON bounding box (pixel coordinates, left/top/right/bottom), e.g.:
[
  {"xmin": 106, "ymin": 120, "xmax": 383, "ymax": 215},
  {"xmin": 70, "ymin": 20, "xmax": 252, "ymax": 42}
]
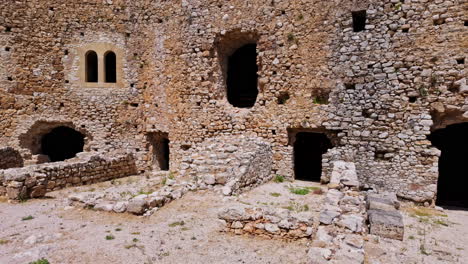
[{"xmin": 18, "ymin": 120, "xmax": 92, "ymax": 164}]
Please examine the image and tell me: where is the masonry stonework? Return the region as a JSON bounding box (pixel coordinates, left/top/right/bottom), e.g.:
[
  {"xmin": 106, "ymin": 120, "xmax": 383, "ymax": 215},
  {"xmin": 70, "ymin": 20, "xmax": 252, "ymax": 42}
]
[{"xmin": 0, "ymin": 0, "xmax": 466, "ymax": 204}]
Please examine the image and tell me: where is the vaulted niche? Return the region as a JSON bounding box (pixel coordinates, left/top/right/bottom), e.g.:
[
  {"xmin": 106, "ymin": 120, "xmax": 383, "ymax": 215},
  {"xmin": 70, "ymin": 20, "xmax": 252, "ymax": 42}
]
[
  {"xmin": 428, "ymin": 122, "xmax": 468, "ymax": 208},
  {"xmin": 226, "ymin": 44, "xmax": 258, "ymax": 108},
  {"xmin": 41, "ymin": 126, "xmax": 85, "ymax": 162},
  {"xmin": 147, "ymin": 132, "xmax": 170, "ymax": 171},
  {"xmin": 85, "ymin": 50, "xmax": 98, "ymax": 82},
  {"xmin": 217, "ymin": 31, "xmax": 260, "ymax": 109}
]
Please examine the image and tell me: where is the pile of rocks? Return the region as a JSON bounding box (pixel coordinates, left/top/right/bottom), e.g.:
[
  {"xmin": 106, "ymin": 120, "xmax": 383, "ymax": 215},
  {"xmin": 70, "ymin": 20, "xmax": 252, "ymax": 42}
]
[
  {"xmin": 180, "ymin": 135, "xmax": 273, "ymax": 196},
  {"xmin": 319, "ymin": 161, "xmax": 367, "ymax": 233},
  {"xmin": 69, "ymin": 179, "xmax": 197, "ymax": 216},
  {"xmin": 367, "ymin": 192, "xmax": 404, "ymax": 240},
  {"xmin": 218, "ymin": 205, "xmax": 316, "ymax": 240},
  {"xmin": 0, "ymin": 151, "xmax": 137, "ymax": 200}
]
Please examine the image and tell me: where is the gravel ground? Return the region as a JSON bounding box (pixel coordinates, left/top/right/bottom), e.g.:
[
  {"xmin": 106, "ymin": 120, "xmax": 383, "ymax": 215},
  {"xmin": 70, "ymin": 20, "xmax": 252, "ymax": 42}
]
[{"xmin": 1, "ymin": 176, "xmax": 467, "ymax": 264}]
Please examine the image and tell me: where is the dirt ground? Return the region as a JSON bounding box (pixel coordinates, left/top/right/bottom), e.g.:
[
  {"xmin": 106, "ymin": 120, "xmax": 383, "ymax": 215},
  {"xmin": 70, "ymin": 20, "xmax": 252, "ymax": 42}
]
[{"xmin": 0, "ymin": 177, "xmax": 467, "ymax": 264}]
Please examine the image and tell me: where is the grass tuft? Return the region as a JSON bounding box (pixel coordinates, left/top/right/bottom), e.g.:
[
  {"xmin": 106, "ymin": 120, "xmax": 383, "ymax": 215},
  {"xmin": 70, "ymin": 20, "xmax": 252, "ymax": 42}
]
[
  {"xmin": 21, "ymin": 215, "xmax": 34, "ymax": 221},
  {"xmin": 169, "ymin": 221, "xmax": 185, "ymax": 227},
  {"xmin": 289, "ymin": 188, "xmax": 310, "ymax": 195},
  {"xmin": 105, "ymin": 235, "xmax": 115, "ymax": 240},
  {"xmin": 270, "ymin": 192, "xmax": 281, "ymax": 197},
  {"xmin": 273, "ymin": 175, "xmax": 285, "ymax": 183}
]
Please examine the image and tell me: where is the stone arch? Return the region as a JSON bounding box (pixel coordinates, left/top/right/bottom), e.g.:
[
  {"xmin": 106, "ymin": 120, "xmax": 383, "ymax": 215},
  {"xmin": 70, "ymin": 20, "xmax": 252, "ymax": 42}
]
[
  {"xmin": 85, "ymin": 50, "xmax": 98, "ymax": 82},
  {"xmin": 19, "ymin": 121, "xmax": 92, "ymax": 162},
  {"xmin": 216, "ymin": 30, "xmax": 260, "ymax": 108},
  {"xmin": 104, "ymin": 51, "xmax": 116, "ymax": 83}
]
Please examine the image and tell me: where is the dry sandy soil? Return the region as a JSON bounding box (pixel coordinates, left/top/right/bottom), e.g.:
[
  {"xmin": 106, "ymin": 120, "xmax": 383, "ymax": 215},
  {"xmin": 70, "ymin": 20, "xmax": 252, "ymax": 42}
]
[{"xmin": 0, "ymin": 176, "xmax": 467, "ymax": 264}]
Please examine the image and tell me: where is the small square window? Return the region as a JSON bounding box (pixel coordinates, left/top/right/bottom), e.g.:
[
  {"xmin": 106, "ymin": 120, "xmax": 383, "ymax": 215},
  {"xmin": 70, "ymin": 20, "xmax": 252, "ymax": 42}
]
[{"xmin": 352, "ymin": 10, "xmax": 367, "ymax": 32}]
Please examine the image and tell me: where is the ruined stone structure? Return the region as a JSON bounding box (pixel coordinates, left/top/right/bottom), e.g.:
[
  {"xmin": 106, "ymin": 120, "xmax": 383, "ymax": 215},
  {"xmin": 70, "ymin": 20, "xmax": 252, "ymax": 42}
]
[{"xmin": 0, "ymin": 0, "xmax": 466, "ymax": 206}]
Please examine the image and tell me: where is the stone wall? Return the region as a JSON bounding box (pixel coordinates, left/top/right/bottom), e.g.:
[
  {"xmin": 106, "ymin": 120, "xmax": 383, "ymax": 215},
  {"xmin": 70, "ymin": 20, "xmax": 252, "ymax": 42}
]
[
  {"xmin": 0, "ymin": 147, "xmax": 23, "ymax": 169},
  {"xmin": 180, "ymin": 135, "xmax": 273, "ymax": 195},
  {"xmin": 0, "ymin": 151, "xmax": 137, "ymax": 200},
  {"xmin": 0, "ymin": 0, "xmax": 466, "ymax": 204}
]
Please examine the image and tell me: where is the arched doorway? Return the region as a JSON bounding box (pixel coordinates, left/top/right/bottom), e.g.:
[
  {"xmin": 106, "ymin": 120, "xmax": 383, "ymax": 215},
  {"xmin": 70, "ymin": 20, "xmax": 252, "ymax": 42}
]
[{"xmin": 428, "ymin": 122, "xmax": 468, "ymax": 207}]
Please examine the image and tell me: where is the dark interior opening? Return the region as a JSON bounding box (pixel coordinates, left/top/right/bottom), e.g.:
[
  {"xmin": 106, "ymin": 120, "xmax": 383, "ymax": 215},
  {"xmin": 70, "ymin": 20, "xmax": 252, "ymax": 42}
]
[
  {"xmin": 293, "ymin": 132, "xmax": 333, "ymax": 182},
  {"xmin": 41, "ymin": 126, "xmax": 85, "ymax": 162},
  {"xmin": 352, "ymin": 10, "xmax": 367, "ymax": 32},
  {"xmin": 105, "ymin": 51, "xmax": 117, "ymax": 83},
  {"xmin": 428, "ymin": 122, "xmax": 468, "ymax": 208},
  {"xmin": 147, "ymin": 132, "xmax": 170, "ymax": 171},
  {"xmin": 85, "ymin": 50, "xmax": 98, "ymax": 83},
  {"xmin": 226, "ymin": 43, "xmax": 258, "ymax": 108}
]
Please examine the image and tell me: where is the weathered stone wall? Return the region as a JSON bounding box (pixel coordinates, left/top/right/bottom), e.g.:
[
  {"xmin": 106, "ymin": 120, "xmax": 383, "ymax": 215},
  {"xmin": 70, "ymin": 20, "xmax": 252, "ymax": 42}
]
[
  {"xmin": 0, "ymin": 151, "xmax": 137, "ymax": 200},
  {"xmin": 0, "ymin": 147, "xmax": 23, "ymax": 169},
  {"xmin": 0, "ymin": 0, "xmax": 466, "ymax": 203},
  {"xmin": 180, "ymin": 135, "xmax": 273, "ymax": 195}
]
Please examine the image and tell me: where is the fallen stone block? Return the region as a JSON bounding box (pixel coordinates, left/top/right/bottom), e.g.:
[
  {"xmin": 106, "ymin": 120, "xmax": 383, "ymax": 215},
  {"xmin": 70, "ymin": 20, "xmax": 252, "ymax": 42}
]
[
  {"xmin": 127, "ymin": 199, "xmax": 148, "ymax": 215},
  {"xmin": 368, "ymin": 209, "xmax": 404, "ymax": 240},
  {"xmin": 319, "ymin": 210, "xmax": 341, "ymax": 225}
]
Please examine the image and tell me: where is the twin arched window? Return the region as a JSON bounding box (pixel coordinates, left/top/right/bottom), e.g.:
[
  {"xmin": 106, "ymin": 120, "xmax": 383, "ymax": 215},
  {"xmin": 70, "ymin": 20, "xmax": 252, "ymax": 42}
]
[{"xmin": 85, "ymin": 50, "xmax": 116, "ymax": 83}]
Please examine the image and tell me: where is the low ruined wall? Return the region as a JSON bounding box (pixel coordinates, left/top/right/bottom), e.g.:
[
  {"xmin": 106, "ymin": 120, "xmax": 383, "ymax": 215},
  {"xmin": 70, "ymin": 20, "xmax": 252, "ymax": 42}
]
[
  {"xmin": 180, "ymin": 135, "xmax": 273, "ymax": 195},
  {"xmin": 0, "ymin": 147, "xmax": 23, "ymax": 170},
  {"xmin": 0, "ymin": 151, "xmax": 137, "ymax": 200}
]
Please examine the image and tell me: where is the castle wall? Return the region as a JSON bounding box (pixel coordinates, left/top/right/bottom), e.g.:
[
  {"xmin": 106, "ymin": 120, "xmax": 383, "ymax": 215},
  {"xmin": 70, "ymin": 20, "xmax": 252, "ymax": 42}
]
[{"xmin": 0, "ymin": 0, "xmax": 466, "ymax": 203}]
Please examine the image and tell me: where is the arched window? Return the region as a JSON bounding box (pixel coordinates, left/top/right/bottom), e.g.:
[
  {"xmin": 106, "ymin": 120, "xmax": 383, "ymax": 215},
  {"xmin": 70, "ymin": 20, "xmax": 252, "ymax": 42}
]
[
  {"xmin": 85, "ymin": 51, "xmax": 98, "ymax": 82},
  {"xmin": 104, "ymin": 51, "xmax": 116, "ymax": 83},
  {"xmin": 226, "ymin": 44, "xmax": 258, "ymax": 108}
]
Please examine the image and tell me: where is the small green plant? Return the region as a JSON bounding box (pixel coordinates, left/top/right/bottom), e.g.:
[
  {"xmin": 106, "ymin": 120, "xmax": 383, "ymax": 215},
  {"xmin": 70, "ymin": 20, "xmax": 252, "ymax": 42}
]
[
  {"xmin": 0, "ymin": 239, "xmax": 9, "ymax": 245},
  {"xmin": 297, "ymin": 14, "xmax": 304, "ymax": 20},
  {"xmin": 162, "ymin": 177, "xmax": 167, "ymax": 185},
  {"xmin": 162, "ymin": 252, "xmax": 170, "ymax": 257},
  {"xmin": 408, "ymin": 235, "xmax": 415, "ymax": 240},
  {"xmin": 169, "ymin": 221, "xmax": 185, "ymax": 227},
  {"xmin": 273, "ymin": 175, "xmax": 285, "ymax": 183},
  {"xmin": 168, "ymin": 172, "xmax": 175, "ymax": 180},
  {"xmin": 115, "ymin": 228, "xmax": 122, "ymax": 231},
  {"xmin": 105, "ymin": 235, "xmax": 115, "ymax": 240},
  {"xmin": 313, "ymin": 96, "xmax": 328, "ymax": 104},
  {"xmin": 270, "ymin": 192, "xmax": 281, "ymax": 197},
  {"xmin": 29, "ymin": 259, "xmax": 49, "ymax": 264},
  {"xmin": 131, "ymin": 232, "xmax": 140, "ymax": 235},
  {"xmin": 283, "ymin": 201, "xmax": 309, "ymax": 212},
  {"xmin": 394, "ymin": 2, "xmax": 402, "ymax": 10},
  {"xmin": 22, "ymin": 215, "xmax": 34, "ymax": 221},
  {"xmin": 132, "ymin": 238, "xmax": 139, "ymax": 242},
  {"xmin": 287, "ymin": 33, "xmax": 295, "ymax": 42},
  {"xmin": 433, "ymin": 219, "xmax": 448, "ymax": 226},
  {"xmin": 289, "ymin": 187, "xmax": 310, "ymax": 195}
]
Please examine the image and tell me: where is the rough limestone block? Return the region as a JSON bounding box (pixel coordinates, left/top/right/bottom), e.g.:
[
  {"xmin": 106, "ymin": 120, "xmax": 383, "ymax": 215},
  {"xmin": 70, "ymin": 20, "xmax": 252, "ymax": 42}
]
[{"xmin": 368, "ymin": 209, "xmax": 404, "ymax": 240}]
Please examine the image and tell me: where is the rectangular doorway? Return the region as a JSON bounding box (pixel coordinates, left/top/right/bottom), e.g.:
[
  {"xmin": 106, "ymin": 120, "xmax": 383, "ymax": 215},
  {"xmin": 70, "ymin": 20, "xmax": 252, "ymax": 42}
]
[{"xmin": 291, "ymin": 131, "xmax": 332, "ymax": 182}]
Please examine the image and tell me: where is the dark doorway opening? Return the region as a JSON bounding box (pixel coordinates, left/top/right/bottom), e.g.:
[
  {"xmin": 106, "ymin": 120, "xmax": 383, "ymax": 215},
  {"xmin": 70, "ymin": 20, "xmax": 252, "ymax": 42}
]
[
  {"xmin": 226, "ymin": 44, "xmax": 258, "ymax": 108},
  {"xmin": 104, "ymin": 51, "xmax": 117, "ymax": 83},
  {"xmin": 352, "ymin": 10, "xmax": 367, "ymax": 32},
  {"xmin": 147, "ymin": 132, "xmax": 170, "ymax": 171},
  {"xmin": 85, "ymin": 50, "xmax": 98, "ymax": 82},
  {"xmin": 428, "ymin": 122, "xmax": 468, "ymax": 208},
  {"xmin": 41, "ymin": 126, "xmax": 85, "ymax": 162},
  {"xmin": 293, "ymin": 132, "xmax": 333, "ymax": 182}
]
